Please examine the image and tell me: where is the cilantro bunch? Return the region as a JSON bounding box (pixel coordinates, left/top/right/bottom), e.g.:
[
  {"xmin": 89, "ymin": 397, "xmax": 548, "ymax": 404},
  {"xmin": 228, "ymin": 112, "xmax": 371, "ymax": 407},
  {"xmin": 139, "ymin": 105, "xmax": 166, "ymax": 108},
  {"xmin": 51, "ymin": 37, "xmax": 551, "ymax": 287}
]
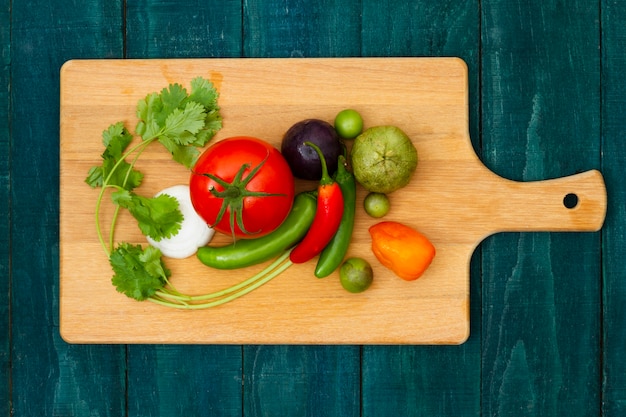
[{"xmin": 86, "ymin": 77, "xmax": 222, "ymax": 301}]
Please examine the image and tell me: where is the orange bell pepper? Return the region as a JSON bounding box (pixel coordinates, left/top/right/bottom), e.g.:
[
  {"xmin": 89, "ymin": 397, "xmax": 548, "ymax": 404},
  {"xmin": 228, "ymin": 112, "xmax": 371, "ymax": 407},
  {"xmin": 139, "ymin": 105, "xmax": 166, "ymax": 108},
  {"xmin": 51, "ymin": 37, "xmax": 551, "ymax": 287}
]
[{"xmin": 369, "ymin": 221, "xmax": 435, "ymax": 281}]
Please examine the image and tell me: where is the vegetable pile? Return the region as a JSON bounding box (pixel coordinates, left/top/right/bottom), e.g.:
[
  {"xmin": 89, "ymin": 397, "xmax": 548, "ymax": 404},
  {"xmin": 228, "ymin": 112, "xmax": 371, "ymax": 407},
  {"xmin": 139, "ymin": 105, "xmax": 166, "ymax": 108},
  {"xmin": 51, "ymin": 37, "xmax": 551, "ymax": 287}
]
[{"xmin": 87, "ymin": 78, "xmax": 436, "ymax": 310}]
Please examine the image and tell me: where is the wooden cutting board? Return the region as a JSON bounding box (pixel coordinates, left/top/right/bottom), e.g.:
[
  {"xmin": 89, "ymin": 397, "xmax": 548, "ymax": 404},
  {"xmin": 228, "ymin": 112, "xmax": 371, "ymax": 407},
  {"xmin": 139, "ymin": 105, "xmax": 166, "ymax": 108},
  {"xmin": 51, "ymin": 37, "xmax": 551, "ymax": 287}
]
[{"xmin": 59, "ymin": 58, "xmax": 606, "ymax": 345}]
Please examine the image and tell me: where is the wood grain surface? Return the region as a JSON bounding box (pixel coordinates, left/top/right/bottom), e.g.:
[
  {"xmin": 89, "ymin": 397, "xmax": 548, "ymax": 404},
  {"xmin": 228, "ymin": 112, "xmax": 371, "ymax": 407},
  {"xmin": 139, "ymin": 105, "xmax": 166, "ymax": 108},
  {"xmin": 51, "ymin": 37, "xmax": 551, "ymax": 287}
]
[{"xmin": 59, "ymin": 57, "xmax": 606, "ymax": 344}]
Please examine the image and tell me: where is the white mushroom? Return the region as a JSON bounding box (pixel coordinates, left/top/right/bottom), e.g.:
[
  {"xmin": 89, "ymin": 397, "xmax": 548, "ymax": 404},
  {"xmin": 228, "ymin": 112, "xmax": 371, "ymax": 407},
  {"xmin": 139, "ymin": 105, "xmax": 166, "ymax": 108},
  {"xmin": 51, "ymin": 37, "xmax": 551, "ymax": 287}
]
[{"xmin": 146, "ymin": 185, "xmax": 214, "ymax": 259}]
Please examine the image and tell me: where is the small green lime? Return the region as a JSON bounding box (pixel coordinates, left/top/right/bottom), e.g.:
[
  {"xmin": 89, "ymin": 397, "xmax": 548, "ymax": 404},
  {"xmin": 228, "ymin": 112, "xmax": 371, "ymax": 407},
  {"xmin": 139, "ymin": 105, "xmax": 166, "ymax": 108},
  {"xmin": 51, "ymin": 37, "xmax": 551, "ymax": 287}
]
[
  {"xmin": 363, "ymin": 192, "xmax": 390, "ymax": 218},
  {"xmin": 334, "ymin": 109, "xmax": 364, "ymax": 139},
  {"xmin": 339, "ymin": 257, "xmax": 373, "ymax": 293}
]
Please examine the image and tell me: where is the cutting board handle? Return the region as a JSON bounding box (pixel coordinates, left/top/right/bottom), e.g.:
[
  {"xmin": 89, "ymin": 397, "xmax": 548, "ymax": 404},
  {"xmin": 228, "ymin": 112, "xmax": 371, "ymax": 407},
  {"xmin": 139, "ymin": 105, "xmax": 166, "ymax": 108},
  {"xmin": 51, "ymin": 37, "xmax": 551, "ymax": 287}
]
[{"xmin": 486, "ymin": 169, "xmax": 606, "ymax": 234}]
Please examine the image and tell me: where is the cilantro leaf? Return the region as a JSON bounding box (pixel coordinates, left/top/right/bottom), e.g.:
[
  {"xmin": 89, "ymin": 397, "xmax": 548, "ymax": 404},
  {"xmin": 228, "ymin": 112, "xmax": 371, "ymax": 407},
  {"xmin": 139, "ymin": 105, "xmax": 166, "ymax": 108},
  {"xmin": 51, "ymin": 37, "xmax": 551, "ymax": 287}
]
[
  {"xmin": 160, "ymin": 83, "xmax": 188, "ymax": 117},
  {"xmin": 85, "ymin": 165, "xmax": 105, "ymax": 188},
  {"xmin": 135, "ymin": 93, "xmax": 163, "ymax": 139},
  {"xmin": 85, "ymin": 122, "xmax": 143, "ymax": 190},
  {"xmin": 103, "ymin": 122, "xmax": 132, "ymax": 154},
  {"xmin": 136, "ymin": 85, "xmax": 207, "ymax": 144},
  {"xmin": 110, "ymin": 243, "xmax": 169, "ymax": 301},
  {"xmin": 161, "ymin": 101, "xmax": 207, "ymax": 145},
  {"xmin": 191, "ymin": 109, "xmax": 223, "ymax": 148},
  {"xmin": 134, "ymin": 77, "xmax": 222, "ymax": 167},
  {"xmin": 188, "ymin": 77, "xmax": 222, "ymax": 148},
  {"xmin": 189, "ymin": 77, "xmax": 219, "ymax": 109},
  {"xmin": 158, "ymin": 136, "xmax": 203, "ymax": 168},
  {"xmin": 111, "ymin": 190, "xmax": 183, "ymax": 241}
]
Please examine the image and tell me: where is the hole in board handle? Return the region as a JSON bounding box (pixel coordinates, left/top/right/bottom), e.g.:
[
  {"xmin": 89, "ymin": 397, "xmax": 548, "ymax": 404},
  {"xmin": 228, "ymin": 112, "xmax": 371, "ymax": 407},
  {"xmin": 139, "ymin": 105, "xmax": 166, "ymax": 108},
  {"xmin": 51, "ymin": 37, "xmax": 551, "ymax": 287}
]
[{"xmin": 563, "ymin": 193, "xmax": 579, "ymax": 209}]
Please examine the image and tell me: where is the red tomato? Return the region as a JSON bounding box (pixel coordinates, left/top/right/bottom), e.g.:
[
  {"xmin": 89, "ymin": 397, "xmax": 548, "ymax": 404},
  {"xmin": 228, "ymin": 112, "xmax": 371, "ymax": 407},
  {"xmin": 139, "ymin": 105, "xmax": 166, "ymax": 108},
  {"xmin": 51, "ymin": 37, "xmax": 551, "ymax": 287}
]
[{"xmin": 189, "ymin": 136, "xmax": 295, "ymax": 239}]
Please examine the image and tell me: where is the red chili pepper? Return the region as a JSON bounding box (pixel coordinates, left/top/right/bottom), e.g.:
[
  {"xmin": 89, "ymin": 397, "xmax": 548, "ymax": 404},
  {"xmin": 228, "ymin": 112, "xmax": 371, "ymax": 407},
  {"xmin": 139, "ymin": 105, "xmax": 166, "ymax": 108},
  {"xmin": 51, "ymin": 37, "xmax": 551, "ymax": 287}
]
[{"xmin": 290, "ymin": 142, "xmax": 344, "ymax": 264}]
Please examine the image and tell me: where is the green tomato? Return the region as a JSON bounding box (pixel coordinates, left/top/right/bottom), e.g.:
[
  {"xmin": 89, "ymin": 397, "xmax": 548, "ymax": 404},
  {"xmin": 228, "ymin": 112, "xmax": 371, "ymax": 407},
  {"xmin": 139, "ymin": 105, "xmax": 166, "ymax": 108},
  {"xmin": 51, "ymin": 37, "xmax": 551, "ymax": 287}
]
[
  {"xmin": 334, "ymin": 109, "xmax": 363, "ymax": 139},
  {"xmin": 351, "ymin": 126, "xmax": 417, "ymax": 193},
  {"xmin": 363, "ymin": 192, "xmax": 390, "ymax": 218},
  {"xmin": 339, "ymin": 257, "xmax": 373, "ymax": 293}
]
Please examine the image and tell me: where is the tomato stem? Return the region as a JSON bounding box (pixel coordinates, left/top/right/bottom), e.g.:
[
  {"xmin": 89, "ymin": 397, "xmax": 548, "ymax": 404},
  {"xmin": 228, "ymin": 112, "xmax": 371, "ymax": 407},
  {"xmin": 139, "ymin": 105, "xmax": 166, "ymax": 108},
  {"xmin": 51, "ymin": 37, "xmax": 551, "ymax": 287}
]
[{"xmin": 197, "ymin": 154, "xmax": 286, "ymax": 238}]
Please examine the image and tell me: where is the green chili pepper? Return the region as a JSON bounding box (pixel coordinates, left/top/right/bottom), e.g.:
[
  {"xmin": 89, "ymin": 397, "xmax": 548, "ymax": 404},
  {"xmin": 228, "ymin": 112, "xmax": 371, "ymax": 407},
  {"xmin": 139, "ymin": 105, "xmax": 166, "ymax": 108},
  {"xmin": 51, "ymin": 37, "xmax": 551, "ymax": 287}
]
[
  {"xmin": 197, "ymin": 192, "xmax": 317, "ymax": 270},
  {"xmin": 314, "ymin": 155, "xmax": 357, "ymax": 278}
]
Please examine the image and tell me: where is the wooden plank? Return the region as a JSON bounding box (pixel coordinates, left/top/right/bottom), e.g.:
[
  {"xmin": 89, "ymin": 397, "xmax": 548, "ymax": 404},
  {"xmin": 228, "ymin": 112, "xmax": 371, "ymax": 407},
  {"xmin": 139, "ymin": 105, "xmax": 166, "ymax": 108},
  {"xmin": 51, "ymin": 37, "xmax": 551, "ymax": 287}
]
[
  {"xmin": 0, "ymin": 1, "xmax": 10, "ymax": 415},
  {"xmin": 242, "ymin": 0, "xmax": 361, "ymax": 57},
  {"xmin": 123, "ymin": 3, "xmax": 245, "ymax": 416},
  {"xmin": 127, "ymin": 346, "xmax": 243, "ymax": 416},
  {"xmin": 240, "ymin": 4, "xmax": 361, "ymax": 417},
  {"xmin": 359, "ymin": 1, "xmax": 483, "ymax": 415},
  {"xmin": 125, "ymin": 0, "xmax": 243, "ymax": 58},
  {"xmin": 9, "ymin": 1, "xmax": 126, "ymax": 415},
  {"xmin": 481, "ymin": 0, "xmax": 602, "ymax": 415},
  {"xmin": 601, "ymin": 0, "xmax": 626, "ymax": 414},
  {"xmin": 243, "ymin": 345, "xmax": 360, "ymax": 417}
]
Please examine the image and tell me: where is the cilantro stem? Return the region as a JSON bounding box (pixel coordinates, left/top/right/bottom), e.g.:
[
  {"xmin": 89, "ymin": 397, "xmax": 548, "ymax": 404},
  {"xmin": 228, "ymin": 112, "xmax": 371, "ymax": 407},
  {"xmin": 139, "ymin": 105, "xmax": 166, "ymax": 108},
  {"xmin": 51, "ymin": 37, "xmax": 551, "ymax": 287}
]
[
  {"xmin": 107, "ymin": 139, "xmax": 155, "ymax": 250},
  {"xmin": 147, "ymin": 250, "xmax": 294, "ymax": 309},
  {"xmin": 158, "ymin": 250, "xmax": 290, "ymax": 301},
  {"xmin": 95, "ymin": 137, "xmax": 157, "ymax": 255}
]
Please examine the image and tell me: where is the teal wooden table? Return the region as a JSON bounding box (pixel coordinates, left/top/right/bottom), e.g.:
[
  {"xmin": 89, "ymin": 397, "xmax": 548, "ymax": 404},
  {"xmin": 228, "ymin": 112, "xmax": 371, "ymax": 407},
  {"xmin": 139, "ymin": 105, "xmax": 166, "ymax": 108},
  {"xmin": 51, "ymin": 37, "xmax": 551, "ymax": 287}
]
[{"xmin": 2, "ymin": 0, "xmax": 624, "ymax": 415}]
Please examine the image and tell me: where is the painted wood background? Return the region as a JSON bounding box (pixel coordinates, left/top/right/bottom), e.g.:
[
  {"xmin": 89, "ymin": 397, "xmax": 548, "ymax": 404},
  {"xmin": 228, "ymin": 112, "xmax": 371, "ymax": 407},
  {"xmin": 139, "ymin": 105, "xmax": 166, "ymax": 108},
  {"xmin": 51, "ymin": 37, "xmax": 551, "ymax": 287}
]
[{"xmin": 2, "ymin": 0, "xmax": 624, "ymax": 415}]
